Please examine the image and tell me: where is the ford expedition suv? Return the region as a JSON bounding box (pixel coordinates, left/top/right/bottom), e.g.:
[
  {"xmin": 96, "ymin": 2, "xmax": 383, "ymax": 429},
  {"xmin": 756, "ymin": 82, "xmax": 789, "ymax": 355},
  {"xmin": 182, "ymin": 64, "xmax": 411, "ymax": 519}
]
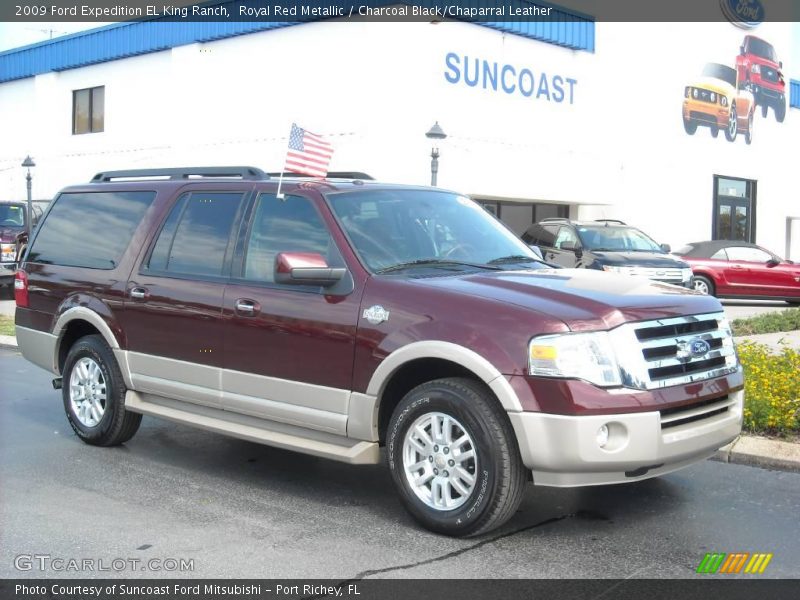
[{"xmin": 15, "ymin": 167, "xmax": 743, "ymax": 536}]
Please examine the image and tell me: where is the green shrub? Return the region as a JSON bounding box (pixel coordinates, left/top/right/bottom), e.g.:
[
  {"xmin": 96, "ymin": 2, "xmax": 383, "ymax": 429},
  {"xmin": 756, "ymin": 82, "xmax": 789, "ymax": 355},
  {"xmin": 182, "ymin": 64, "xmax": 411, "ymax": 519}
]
[
  {"xmin": 0, "ymin": 315, "xmax": 14, "ymax": 337},
  {"xmin": 737, "ymin": 341, "xmax": 800, "ymax": 435},
  {"xmin": 732, "ymin": 308, "xmax": 800, "ymax": 336}
]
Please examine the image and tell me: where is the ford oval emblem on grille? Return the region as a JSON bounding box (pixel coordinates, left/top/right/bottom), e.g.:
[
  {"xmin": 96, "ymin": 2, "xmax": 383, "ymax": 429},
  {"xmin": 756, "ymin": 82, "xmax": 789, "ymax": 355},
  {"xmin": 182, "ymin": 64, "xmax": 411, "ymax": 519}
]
[{"xmin": 689, "ymin": 338, "xmax": 711, "ymax": 358}]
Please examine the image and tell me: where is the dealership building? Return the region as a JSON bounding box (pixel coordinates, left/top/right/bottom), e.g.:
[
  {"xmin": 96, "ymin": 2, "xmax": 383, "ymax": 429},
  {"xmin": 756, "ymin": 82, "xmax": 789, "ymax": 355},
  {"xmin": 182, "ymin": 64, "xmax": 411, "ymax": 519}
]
[{"xmin": 0, "ymin": 2, "xmax": 798, "ymax": 257}]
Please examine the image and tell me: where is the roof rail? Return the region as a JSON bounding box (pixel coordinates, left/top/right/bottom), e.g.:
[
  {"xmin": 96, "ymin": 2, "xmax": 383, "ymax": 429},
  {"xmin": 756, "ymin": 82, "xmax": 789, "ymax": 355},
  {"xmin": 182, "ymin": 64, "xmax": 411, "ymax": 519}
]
[
  {"xmin": 90, "ymin": 166, "xmax": 270, "ymax": 182},
  {"xmin": 594, "ymin": 219, "xmax": 626, "ymax": 225},
  {"xmin": 539, "ymin": 218, "xmax": 571, "ymax": 223},
  {"xmin": 267, "ymin": 171, "xmax": 374, "ymax": 180}
]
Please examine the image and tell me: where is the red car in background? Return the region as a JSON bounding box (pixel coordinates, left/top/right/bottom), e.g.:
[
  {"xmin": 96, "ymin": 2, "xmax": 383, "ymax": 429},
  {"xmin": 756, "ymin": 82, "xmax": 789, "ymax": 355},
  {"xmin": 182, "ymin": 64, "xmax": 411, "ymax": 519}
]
[
  {"xmin": 675, "ymin": 241, "xmax": 800, "ymax": 304},
  {"xmin": 736, "ymin": 35, "xmax": 786, "ymax": 122}
]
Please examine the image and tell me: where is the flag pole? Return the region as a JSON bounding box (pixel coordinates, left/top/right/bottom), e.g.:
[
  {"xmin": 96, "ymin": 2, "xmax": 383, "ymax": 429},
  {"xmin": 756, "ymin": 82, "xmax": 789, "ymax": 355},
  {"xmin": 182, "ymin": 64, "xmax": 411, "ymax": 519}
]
[
  {"xmin": 276, "ymin": 122, "xmax": 293, "ymax": 200},
  {"xmin": 275, "ymin": 169, "xmax": 285, "ymax": 200}
]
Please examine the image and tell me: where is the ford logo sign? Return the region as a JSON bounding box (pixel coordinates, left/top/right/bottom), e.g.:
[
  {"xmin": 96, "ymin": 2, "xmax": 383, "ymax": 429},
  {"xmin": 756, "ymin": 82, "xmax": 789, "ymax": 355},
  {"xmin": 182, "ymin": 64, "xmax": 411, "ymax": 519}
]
[
  {"xmin": 689, "ymin": 338, "xmax": 711, "ymax": 358},
  {"xmin": 720, "ymin": 0, "xmax": 764, "ymax": 29}
]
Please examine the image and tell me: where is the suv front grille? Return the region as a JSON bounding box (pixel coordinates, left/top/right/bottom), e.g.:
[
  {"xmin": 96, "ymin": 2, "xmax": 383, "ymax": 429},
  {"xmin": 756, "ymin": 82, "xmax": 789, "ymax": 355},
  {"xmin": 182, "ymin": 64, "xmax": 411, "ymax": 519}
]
[
  {"xmin": 762, "ymin": 67, "xmax": 778, "ymax": 83},
  {"xmin": 612, "ymin": 266, "xmax": 684, "ymax": 282},
  {"xmin": 610, "ymin": 312, "xmax": 738, "ymax": 390}
]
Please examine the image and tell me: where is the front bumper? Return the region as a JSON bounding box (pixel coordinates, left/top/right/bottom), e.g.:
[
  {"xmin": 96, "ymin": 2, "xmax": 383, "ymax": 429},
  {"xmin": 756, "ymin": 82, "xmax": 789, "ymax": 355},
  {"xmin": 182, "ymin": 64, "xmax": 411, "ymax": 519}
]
[
  {"xmin": 683, "ymin": 100, "xmax": 729, "ymax": 128},
  {"xmin": 509, "ymin": 390, "xmax": 743, "ymax": 487}
]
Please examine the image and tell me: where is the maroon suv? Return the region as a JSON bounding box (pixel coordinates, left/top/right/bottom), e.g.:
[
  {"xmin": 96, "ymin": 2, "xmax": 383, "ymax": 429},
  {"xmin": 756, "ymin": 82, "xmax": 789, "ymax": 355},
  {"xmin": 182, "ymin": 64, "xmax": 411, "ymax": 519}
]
[{"xmin": 15, "ymin": 167, "xmax": 743, "ymax": 536}]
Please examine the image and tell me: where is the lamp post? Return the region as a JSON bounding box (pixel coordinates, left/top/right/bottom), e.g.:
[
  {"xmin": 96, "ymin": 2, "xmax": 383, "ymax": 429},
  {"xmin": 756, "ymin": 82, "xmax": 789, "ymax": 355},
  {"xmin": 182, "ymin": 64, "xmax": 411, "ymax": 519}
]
[
  {"xmin": 425, "ymin": 121, "xmax": 447, "ymax": 187},
  {"xmin": 21, "ymin": 155, "xmax": 36, "ymax": 237}
]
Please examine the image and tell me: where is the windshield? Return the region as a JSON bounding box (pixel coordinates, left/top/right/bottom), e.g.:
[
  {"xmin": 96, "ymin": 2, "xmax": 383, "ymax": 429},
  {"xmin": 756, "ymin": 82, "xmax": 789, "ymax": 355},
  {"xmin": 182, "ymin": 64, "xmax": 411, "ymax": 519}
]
[
  {"xmin": 701, "ymin": 63, "xmax": 737, "ymax": 87},
  {"xmin": 576, "ymin": 225, "xmax": 663, "ymax": 252},
  {"xmin": 747, "ymin": 37, "xmax": 777, "ymax": 62},
  {"xmin": 0, "ymin": 204, "xmax": 26, "ymax": 227},
  {"xmin": 327, "ymin": 189, "xmax": 543, "ymax": 272}
]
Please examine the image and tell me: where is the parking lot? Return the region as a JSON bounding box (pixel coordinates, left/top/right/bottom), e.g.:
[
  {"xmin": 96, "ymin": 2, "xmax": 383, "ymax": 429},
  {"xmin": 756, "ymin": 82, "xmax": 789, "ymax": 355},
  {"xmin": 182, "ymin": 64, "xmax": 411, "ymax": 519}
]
[{"xmin": 1, "ymin": 347, "xmax": 799, "ymax": 579}]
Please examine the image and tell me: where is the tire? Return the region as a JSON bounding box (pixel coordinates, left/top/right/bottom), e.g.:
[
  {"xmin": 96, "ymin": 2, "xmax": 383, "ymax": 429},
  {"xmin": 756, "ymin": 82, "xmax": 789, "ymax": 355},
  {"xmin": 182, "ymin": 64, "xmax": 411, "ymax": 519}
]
[
  {"xmin": 62, "ymin": 334, "xmax": 141, "ymax": 446},
  {"xmin": 683, "ymin": 118, "xmax": 697, "ymax": 135},
  {"xmin": 760, "ymin": 104, "xmax": 768, "ymax": 118},
  {"xmin": 725, "ymin": 105, "xmax": 737, "ymax": 142},
  {"xmin": 709, "ymin": 126, "xmax": 719, "ymax": 138},
  {"xmin": 775, "ymin": 100, "xmax": 785, "ymax": 123},
  {"xmin": 693, "ymin": 275, "xmax": 715, "ymax": 296},
  {"xmin": 744, "ymin": 112, "xmax": 753, "ymax": 145},
  {"xmin": 387, "ymin": 377, "xmax": 527, "ymax": 537}
]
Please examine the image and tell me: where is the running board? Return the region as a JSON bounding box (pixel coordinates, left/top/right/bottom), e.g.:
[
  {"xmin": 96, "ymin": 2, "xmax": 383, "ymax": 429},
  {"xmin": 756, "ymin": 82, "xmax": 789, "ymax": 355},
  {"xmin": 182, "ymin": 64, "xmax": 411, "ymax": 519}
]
[{"xmin": 125, "ymin": 391, "xmax": 380, "ymax": 465}]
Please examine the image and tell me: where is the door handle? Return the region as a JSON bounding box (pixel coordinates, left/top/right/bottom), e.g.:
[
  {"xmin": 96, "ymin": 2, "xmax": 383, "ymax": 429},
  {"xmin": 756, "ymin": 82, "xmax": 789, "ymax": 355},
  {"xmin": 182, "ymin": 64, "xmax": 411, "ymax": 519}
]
[
  {"xmin": 130, "ymin": 287, "xmax": 148, "ymax": 300},
  {"xmin": 235, "ymin": 299, "xmax": 259, "ymax": 316}
]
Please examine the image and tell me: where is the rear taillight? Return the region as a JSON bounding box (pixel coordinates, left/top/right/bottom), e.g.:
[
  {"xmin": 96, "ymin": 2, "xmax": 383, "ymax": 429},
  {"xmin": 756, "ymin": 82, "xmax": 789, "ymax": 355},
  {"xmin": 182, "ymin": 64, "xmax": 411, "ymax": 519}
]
[{"xmin": 14, "ymin": 270, "xmax": 28, "ymax": 307}]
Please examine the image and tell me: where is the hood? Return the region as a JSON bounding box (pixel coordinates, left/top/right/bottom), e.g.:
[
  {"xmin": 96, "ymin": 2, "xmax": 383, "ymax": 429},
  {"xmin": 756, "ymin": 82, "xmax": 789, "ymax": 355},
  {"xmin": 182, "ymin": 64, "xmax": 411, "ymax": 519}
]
[
  {"xmin": 0, "ymin": 226, "xmax": 25, "ymax": 244},
  {"xmin": 589, "ymin": 251, "xmax": 689, "ymax": 268},
  {"xmin": 690, "ymin": 76, "xmax": 735, "ymax": 95},
  {"xmin": 415, "ymin": 268, "xmax": 721, "ymax": 331}
]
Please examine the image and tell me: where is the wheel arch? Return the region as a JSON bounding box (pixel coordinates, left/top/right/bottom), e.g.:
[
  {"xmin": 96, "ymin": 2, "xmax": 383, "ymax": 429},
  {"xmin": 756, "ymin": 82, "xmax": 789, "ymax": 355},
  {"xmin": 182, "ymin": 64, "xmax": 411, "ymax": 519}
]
[
  {"xmin": 364, "ymin": 341, "xmax": 523, "ymax": 444},
  {"xmin": 53, "ymin": 308, "xmax": 120, "ymax": 374}
]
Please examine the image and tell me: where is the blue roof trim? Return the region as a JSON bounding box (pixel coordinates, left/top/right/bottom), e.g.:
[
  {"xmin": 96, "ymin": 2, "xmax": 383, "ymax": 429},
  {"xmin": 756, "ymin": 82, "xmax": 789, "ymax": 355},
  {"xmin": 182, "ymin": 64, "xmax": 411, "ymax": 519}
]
[
  {"xmin": 791, "ymin": 79, "xmax": 800, "ymax": 110},
  {"xmin": 0, "ymin": 2, "xmax": 594, "ymax": 84}
]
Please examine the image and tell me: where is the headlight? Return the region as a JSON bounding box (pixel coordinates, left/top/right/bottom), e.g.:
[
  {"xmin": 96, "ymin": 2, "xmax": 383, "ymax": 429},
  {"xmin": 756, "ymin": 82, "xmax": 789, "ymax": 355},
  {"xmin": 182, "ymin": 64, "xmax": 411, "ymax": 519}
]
[
  {"xmin": 602, "ymin": 265, "xmax": 623, "ymax": 273},
  {"xmin": 529, "ymin": 332, "xmax": 621, "ymax": 387},
  {"xmin": 709, "ymin": 92, "xmax": 716, "ymax": 102},
  {"xmin": 692, "ymin": 88, "xmax": 699, "ymax": 98},
  {"xmin": 685, "ymin": 86, "xmax": 691, "ymax": 98},
  {"xmin": 751, "ymin": 64, "xmax": 760, "ymax": 74},
  {"xmin": 1, "ymin": 243, "xmax": 16, "ymax": 263},
  {"xmin": 681, "ymin": 268, "xmax": 693, "ymax": 282},
  {"xmin": 720, "ymin": 96, "xmax": 728, "ymax": 107}
]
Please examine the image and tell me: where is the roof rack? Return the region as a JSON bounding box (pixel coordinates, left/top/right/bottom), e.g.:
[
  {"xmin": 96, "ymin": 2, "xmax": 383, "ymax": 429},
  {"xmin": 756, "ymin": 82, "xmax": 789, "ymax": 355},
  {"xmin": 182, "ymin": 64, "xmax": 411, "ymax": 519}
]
[
  {"xmin": 267, "ymin": 171, "xmax": 374, "ymax": 180},
  {"xmin": 90, "ymin": 166, "xmax": 270, "ymax": 183},
  {"xmin": 539, "ymin": 218, "xmax": 572, "ymax": 224},
  {"xmin": 594, "ymin": 219, "xmax": 626, "ymax": 225}
]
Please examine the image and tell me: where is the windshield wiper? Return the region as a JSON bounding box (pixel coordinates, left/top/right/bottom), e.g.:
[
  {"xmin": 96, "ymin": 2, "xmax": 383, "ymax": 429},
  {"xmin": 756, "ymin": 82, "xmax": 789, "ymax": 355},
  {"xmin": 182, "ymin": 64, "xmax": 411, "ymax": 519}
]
[
  {"xmin": 376, "ymin": 259, "xmax": 502, "ymax": 274},
  {"xmin": 486, "ymin": 255, "xmax": 543, "ymax": 265}
]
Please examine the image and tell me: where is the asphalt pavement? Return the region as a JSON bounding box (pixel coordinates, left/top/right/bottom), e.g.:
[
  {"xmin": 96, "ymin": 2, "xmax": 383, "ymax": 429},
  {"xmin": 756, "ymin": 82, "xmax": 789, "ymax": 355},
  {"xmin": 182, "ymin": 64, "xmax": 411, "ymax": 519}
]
[{"xmin": 1, "ymin": 349, "xmax": 798, "ymax": 579}]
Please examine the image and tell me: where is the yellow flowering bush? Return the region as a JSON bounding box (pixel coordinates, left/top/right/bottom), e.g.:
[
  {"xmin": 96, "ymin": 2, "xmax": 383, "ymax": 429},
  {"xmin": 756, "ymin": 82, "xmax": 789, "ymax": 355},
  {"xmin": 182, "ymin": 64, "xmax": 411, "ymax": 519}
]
[{"xmin": 737, "ymin": 341, "xmax": 800, "ymax": 435}]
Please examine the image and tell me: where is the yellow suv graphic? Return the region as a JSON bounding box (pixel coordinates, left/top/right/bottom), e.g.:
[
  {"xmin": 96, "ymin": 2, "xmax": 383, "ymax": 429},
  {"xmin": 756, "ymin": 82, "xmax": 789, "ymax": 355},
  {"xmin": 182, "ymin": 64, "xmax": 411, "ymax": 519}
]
[{"xmin": 683, "ymin": 63, "xmax": 754, "ymax": 144}]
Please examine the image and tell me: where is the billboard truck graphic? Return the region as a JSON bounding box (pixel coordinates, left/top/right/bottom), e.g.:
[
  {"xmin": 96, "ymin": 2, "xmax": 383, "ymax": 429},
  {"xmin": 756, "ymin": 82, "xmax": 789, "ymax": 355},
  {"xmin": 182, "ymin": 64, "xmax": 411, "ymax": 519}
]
[{"xmin": 696, "ymin": 552, "xmax": 773, "ymax": 574}]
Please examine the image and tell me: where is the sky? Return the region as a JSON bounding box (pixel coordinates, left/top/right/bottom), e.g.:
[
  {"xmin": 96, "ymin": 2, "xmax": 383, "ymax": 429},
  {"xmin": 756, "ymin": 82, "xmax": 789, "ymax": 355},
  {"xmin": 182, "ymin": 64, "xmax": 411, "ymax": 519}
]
[{"xmin": 1, "ymin": 21, "xmax": 799, "ymax": 79}]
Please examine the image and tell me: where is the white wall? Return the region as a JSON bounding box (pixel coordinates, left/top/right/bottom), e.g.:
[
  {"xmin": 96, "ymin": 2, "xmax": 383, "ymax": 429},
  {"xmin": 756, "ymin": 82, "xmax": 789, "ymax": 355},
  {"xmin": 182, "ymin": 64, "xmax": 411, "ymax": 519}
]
[{"xmin": 0, "ymin": 20, "xmax": 796, "ymax": 254}]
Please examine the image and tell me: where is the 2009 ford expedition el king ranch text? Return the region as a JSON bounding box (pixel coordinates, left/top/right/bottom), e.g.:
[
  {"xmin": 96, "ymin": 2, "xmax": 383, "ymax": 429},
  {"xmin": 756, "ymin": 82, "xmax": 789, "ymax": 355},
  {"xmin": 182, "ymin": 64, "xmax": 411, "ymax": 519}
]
[{"xmin": 15, "ymin": 167, "xmax": 743, "ymax": 536}]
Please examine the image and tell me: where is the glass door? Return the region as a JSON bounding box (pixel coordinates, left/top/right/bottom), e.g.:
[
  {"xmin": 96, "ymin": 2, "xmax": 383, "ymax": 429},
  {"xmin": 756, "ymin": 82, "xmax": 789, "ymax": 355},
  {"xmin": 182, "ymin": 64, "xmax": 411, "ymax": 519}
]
[{"xmin": 713, "ymin": 176, "xmax": 756, "ymax": 242}]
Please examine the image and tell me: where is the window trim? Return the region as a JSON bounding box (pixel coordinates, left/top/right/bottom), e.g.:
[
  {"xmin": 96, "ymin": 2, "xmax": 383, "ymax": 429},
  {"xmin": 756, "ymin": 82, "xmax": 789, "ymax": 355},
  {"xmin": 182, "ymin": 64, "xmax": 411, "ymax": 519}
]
[
  {"xmin": 139, "ymin": 190, "xmax": 248, "ymax": 282},
  {"xmin": 72, "ymin": 85, "xmax": 104, "ymax": 135}
]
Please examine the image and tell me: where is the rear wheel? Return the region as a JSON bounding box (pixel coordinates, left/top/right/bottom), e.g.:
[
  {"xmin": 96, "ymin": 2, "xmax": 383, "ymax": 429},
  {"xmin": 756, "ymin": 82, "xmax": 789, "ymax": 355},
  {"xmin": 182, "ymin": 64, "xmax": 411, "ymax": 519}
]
[
  {"xmin": 387, "ymin": 378, "xmax": 527, "ymax": 537},
  {"xmin": 775, "ymin": 100, "xmax": 786, "ymax": 123},
  {"xmin": 744, "ymin": 112, "xmax": 753, "ymax": 145},
  {"xmin": 693, "ymin": 275, "xmax": 715, "ymax": 296},
  {"xmin": 63, "ymin": 335, "xmax": 141, "ymax": 446}
]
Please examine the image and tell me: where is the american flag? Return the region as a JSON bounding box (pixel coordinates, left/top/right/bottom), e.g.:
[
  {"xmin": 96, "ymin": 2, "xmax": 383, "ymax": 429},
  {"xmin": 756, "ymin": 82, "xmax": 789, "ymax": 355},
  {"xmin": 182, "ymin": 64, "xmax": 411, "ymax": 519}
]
[{"xmin": 284, "ymin": 123, "xmax": 334, "ymax": 178}]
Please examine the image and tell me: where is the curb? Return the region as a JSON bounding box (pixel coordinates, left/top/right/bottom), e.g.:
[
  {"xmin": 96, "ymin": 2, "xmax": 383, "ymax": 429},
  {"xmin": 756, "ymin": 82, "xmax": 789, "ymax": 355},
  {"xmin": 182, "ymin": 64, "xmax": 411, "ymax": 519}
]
[
  {"xmin": 712, "ymin": 435, "xmax": 800, "ymax": 473},
  {"xmin": 0, "ymin": 334, "xmax": 17, "ymax": 350}
]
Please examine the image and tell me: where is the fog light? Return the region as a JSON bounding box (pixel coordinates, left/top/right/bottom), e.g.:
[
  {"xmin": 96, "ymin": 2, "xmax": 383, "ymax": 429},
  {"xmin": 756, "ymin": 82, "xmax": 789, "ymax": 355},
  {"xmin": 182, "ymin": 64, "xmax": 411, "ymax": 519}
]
[{"xmin": 597, "ymin": 424, "xmax": 609, "ymax": 448}]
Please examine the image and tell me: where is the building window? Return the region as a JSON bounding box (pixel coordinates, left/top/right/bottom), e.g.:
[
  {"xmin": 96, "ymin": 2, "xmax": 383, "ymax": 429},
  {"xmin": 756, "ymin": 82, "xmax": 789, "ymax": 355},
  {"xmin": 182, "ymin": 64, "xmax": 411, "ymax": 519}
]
[
  {"xmin": 72, "ymin": 86, "xmax": 104, "ymax": 134},
  {"xmin": 712, "ymin": 175, "xmax": 756, "ymax": 243}
]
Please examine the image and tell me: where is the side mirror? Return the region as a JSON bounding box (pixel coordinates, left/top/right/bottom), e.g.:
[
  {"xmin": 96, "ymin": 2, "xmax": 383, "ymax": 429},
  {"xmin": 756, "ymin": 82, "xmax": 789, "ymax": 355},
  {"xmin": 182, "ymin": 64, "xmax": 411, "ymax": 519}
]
[
  {"xmin": 275, "ymin": 252, "xmax": 346, "ymax": 287},
  {"xmin": 766, "ymin": 258, "xmax": 780, "ymax": 268},
  {"xmin": 660, "ymin": 243, "xmax": 671, "ymax": 253},
  {"xmin": 739, "ymin": 45, "xmax": 745, "ymax": 56},
  {"xmin": 779, "ymin": 60, "xmax": 783, "ymax": 69}
]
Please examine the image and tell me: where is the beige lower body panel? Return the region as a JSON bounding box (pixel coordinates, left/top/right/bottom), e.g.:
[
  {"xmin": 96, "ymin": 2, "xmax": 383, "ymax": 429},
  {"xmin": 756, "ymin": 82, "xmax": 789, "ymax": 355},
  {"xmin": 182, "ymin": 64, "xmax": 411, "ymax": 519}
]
[
  {"xmin": 125, "ymin": 391, "xmax": 380, "ymax": 465},
  {"xmin": 510, "ymin": 390, "xmax": 743, "ymax": 487}
]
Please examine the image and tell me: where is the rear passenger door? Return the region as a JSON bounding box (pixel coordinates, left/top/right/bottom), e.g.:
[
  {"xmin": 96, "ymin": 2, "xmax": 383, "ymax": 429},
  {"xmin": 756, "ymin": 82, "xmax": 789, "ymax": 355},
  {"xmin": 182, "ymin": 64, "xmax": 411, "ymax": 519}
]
[
  {"xmin": 122, "ymin": 190, "xmax": 247, "ymax": 409},
  {"xmin": 221, "ymin": 192, "xmax": 361, "ymax": 435}
]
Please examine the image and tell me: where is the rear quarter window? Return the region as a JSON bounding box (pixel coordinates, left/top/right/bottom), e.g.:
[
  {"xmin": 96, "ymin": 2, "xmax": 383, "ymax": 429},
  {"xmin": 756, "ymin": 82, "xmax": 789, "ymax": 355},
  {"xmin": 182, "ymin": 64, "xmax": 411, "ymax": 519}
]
[{"xmin": 28, "ymin": 191, "xmax": 155, "ymax": 269}]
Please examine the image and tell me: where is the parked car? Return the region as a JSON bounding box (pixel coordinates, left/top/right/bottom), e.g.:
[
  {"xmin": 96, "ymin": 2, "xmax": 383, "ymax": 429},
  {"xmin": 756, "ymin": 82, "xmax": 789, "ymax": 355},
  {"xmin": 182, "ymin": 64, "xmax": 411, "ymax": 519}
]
[
  {"xmin": 682, "ymin": 62, "xmax": 755, "ymax": 143},
  {"xmin": 15, "ymin": 167, "xmax": 742, "ymax": 536},
  {"xmin": 736, "ymin": 35, "xmax": 786, "ymax": 122},
  {"xmin": 675, "ymin": 240, "xmax": 800, "ymax": 304},
  {"xmin": 0, "ymin": 200, "xmax": 43, "ymax": 286},
  {"xmin": 521, "ymin": 218, "xmax": 693, "ymax": 288}
]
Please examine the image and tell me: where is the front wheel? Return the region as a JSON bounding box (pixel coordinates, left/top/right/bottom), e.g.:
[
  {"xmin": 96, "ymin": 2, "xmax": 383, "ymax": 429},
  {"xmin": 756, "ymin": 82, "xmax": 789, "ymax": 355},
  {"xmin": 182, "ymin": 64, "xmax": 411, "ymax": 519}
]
[
  {"xmin": 387, "ymin": 378, "xmax": 527, "ymax": 537},
  {"xmin": 744, "ymin": 112, "xmax": 753, "ymax": 145},
  {"xmin": 693, "ymin": 275, "xmax": 715, "ymax": 296},
  {"xmin": 63, "ymin": 335, "xmax": 141, "ymax": 446},
  {"xmin": 775, "ymin": 100, "xmax": 786, "ymax": 123},
  {"xmin": 725, "ymin": 105, "xmax": 738, "ymax": 142}
]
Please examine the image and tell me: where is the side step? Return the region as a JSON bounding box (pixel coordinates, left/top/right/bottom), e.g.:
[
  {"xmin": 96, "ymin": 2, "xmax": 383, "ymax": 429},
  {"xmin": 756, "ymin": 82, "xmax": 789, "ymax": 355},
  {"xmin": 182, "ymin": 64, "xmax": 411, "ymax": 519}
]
[{"xmin": 125, "ymin": 391, "xmax": 380, "ymax": 465}]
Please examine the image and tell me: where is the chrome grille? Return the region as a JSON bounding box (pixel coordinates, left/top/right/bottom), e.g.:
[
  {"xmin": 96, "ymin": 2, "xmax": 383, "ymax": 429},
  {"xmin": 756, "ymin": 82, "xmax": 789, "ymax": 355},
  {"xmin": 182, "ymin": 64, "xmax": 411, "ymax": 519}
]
[
  {"xmin": 610, "ymin": 312, "xmax": 739, "ymax": 390},
  {"xmin": 611, "ymin": 266, "xmax": 684, "ymax": 281}
]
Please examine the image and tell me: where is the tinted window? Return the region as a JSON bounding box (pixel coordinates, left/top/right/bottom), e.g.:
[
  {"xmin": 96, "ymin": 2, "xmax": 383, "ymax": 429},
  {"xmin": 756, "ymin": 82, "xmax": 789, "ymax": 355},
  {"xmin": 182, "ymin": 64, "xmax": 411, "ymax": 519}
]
[
  {"xmin": 522, "ymin": 224, "xmax": 557, "ymax": 247},
  {"xmin": 0, "ymin": 204, "xmax": 26, "ymax": 227},
  {"xmin": 576, "ymin": 225, "xmax": 662, "ymax": 252},
  {"xmin": 243, "ymin": 194, "xmax": 337, "ymax": 283},
  {"xmin": 147, "ymin": 192, "xmax": 243, "ymax": 277},
  {"xmin": 747, "ymin": 37, "xmax": 776, "ymax": 62},
  {"xmin": 726, "ymin": 246, "xmax": 772, "ymax": 262},
  {"xmin": 554, "ymin": 227, "xmax": 579, "ymax": 249},
  {"xmin": 28, "ymin": 191, "xmax": 154, "ymax": 269}
]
